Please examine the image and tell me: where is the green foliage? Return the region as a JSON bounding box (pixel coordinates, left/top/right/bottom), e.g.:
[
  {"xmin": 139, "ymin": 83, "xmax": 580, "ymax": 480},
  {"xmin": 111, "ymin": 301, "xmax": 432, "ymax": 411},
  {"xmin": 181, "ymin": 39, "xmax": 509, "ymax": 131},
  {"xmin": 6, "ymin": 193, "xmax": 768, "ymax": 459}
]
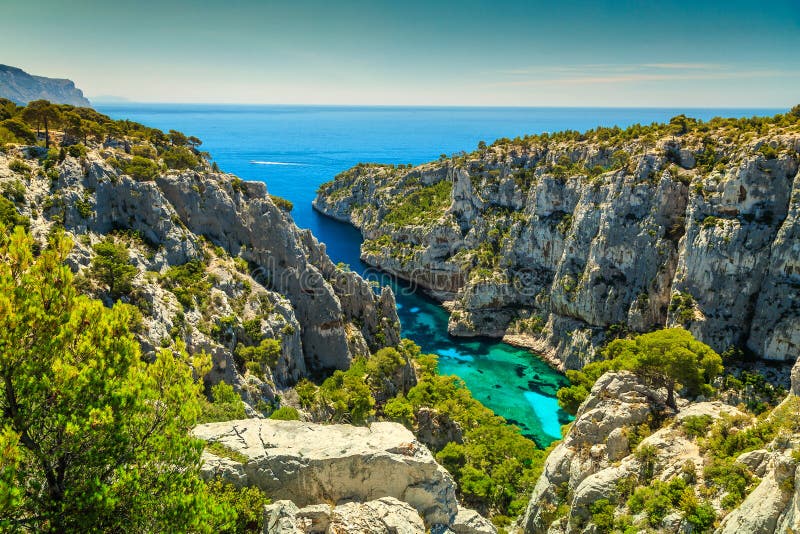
[
  {"xmin": 162, "ymin": 146, "xmax": 199, "ymax": 170},
  {"xmin": 0, "ymin": 228, "xmax": 227, "ymax": 532},
  {"xmin": 0, "ymin": 197, "xmax": 29, "ymax": 230},
  {"xmin": 758, "ymin": 143, "xmax": 779, "ymax": 160},
  {"xmin": 161, "ymin": 260, "xmax": 212, "ymax": 309},
  {"xmin": 269, "ymin": 194, "xmax": 293, "ymax": 212},
  {"xmin": 383, "ymin": 180, "xmax": 452, "ymax": 227},
  {"xmin": 8, "ymin": 160, "xmax": 31, "ymax": 175},
  {"xmin": 269, "ymin": 406, "xmax": 300, "ymax": 420},
  {"xmin": 588, "ymin": 498, "xmax": 616, "ymax": 532},
  {"xmin": 669, "ymin": 291, "xmax": 697, "ymax": 324},
  {"xmin": 205, "ymin": 442, "xmax": 249, "ymax": 464},
  {"xmin": 383, "ymin": 395, "xmax": 415, "ymax": 427},
  {"xmin": 682, "ymin": 414, "xmax": 713, "ymax": 439},
  {"xmin": 318, "ymin": 359, "xmax": 375, "ymax": 424},
  {"xmin": 204, "ymin": 479, "xmax": 269, "ymax": 533},
  {"xmin": 119, "ymin": 155, "xmax": 160, "ymax": 181},
  {"xmin": 89, "ymin": 238, "xmax": 138, "ymax": 300},
  {"xmin": 236, "ymin": 338, "xmax": 281, "ymax": 370},
  {"xmin": 294, "ymin": 379, "xmax": 319, "ymax": 409},
  {"xmin": 199, "ymin": 382, "xmax": 247, "ymax": 424},
  {"xmin": 703, "ymin": 458, "xmax": 754, "ymax": 509},
  {"xmin": 0, "ymin": 119, "xmax": 36, "ymax": 144}
]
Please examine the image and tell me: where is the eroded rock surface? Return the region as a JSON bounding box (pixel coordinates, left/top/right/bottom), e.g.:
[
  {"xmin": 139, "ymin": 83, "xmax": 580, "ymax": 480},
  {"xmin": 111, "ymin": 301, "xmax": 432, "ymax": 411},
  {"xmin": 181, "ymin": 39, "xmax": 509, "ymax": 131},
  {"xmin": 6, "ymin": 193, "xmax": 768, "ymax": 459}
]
[{"xmin": 194, "ymin": 419, "xmax": 458, "ymax": 526}]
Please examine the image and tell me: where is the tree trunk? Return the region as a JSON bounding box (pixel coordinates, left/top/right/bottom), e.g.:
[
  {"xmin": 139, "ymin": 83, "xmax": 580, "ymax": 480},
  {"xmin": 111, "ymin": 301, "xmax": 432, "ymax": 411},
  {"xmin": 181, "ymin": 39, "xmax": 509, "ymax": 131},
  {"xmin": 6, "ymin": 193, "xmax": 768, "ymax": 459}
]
[
  {"xmin": 666, "ymin": 380, "xmax": 676, "ymax": 410},
  {"xmin": 44, "ymin": 117, "xmax": 49, "ymax": 149}
]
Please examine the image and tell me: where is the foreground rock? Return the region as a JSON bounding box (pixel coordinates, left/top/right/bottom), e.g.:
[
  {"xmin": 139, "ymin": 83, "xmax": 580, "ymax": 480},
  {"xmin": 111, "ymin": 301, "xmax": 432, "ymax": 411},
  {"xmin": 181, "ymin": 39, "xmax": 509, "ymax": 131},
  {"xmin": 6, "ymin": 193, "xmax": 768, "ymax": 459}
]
[
  {"xmin": 194, "ymin": 419, "xmax": 458, "ymax": 526},
  {"xmin": 263, "ymin": 497, "xmax": 425, "ymax": 533},
  {"xmin": 520, "ymin": 371, "xmax": 800, "ymax": 533}
]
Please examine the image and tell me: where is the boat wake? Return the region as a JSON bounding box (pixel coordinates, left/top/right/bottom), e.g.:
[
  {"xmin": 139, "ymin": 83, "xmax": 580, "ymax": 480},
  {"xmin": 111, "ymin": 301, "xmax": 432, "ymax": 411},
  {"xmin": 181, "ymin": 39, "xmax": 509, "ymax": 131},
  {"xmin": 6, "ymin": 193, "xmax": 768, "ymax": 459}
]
[{"xmin": 250, "ymin": 160, "xmax": 306, "ymax": 166}]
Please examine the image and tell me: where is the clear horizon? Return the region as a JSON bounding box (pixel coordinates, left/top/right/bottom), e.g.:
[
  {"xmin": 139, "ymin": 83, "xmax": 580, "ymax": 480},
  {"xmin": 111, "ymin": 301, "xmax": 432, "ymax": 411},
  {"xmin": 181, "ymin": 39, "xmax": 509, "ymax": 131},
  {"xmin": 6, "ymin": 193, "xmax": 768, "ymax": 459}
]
[{"xmin": 3, "ymin": 0, "xmax": 798, "ymax": 107}]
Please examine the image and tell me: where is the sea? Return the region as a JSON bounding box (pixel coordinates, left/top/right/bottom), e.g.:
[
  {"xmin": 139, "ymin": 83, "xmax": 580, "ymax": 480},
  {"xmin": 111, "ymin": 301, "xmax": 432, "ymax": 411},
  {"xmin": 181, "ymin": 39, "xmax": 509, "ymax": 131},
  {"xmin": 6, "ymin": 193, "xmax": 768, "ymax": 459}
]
[{"xmin": 96, "ymin": 104, "xmax": 782, "ymax": 447}]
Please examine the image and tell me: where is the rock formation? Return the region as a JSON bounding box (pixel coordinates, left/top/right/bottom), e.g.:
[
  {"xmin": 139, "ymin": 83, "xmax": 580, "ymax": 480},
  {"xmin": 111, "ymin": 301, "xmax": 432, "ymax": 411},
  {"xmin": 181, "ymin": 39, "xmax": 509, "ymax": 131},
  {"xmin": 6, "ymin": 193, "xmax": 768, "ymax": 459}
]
[
  {"xmin": 519, "ymin": 370, "xmax": 800, "ymax": 533},
  {"xmin": 314, "ymin": 117, "xmax": 800, "ymax": 369},
  {"xmin": 193, "ymin": 419, "xmax": 459, "ymax": 527},
  {"xmin": 0, "ymin": 142, "xmax": 400, "ymax": 408},
  {"xmin": 0, "ymin": 64, "xmax": 91, "ymax": 106}
]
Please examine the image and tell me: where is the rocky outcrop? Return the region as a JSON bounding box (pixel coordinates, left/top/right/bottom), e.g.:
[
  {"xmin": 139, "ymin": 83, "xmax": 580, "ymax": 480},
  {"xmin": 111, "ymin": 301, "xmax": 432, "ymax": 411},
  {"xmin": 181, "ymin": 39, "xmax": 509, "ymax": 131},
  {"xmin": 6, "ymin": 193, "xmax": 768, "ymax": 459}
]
[
  {"xmin": 314, "ymin": 119, "xmax": 800, "ymax": 369},
  {"xmin": 0, "ymin": 142, "xmax": 400, "ymax": 410},
  {"xmin": 0, "ymin": 64, "xmax": 91, "ymax": 106},
  {"xmin": 519, "ymin": 369, "xmax": 800, "ymax": 533},
  {"xmin": 194, "ymin": 419, "xmax": 458, "ymax": 527},
  {"xmin": 450, "ymin": 506, "xmax": 498, "ymax": 534},
  {"xmin": 263, "ymin": 497, "xmax": 426, "ymax": 533}
]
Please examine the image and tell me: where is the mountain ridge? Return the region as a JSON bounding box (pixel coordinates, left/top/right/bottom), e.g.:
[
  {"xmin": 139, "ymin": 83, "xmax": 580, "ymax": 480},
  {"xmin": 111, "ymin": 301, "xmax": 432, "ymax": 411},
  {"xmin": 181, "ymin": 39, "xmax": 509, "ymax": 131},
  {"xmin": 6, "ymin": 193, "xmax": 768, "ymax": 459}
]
[{"xmin": 0, "ymin": 64, "xmax": 91, "ymax": 106}]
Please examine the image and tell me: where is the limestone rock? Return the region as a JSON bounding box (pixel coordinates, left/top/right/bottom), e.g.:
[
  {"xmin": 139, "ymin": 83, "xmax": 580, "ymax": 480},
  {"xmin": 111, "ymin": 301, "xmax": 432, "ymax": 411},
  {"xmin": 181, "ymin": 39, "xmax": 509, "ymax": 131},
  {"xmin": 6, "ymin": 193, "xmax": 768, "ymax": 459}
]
[
  {"xmin": 314, "ymin": 130, "xmax": 800, "ymax": 367},
  {"xmin": 718, "ymin": 452, "xmax": 797, "ymax": 534},
  {"xmin": 263, "ymin": 497, "xmax": 425, "ymax": 534},
  {"xmin": 450, "ymin": 507, "xmax": 497, "ymax": 534},
  {"xmin": 194, "ymin": 419, "xmax": 458, "ymax": 526}
]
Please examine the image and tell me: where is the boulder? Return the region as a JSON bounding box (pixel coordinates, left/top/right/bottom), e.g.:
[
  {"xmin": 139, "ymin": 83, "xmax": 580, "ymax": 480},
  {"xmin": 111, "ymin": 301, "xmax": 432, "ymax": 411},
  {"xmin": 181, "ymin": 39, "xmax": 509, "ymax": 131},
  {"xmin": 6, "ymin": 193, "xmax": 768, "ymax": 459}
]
[
  {"xmin": 263, "ymin": 497, "xmax": 425, "ymax": 534},
  {"xmin": 451, "ymin": 506, "xmax": 497, "ymax": 534},
  {"xmin": 195, "ymin": 419, "xmax": 458, "ymax": 526}
]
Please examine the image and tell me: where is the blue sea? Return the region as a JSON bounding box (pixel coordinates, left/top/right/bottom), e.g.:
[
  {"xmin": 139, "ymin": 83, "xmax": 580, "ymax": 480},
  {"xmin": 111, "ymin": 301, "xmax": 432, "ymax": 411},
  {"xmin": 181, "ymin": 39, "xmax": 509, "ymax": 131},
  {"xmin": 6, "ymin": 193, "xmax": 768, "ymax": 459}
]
[{"xmin": 97, "ymin": 104, "xmax": 781, "ymax": 446}]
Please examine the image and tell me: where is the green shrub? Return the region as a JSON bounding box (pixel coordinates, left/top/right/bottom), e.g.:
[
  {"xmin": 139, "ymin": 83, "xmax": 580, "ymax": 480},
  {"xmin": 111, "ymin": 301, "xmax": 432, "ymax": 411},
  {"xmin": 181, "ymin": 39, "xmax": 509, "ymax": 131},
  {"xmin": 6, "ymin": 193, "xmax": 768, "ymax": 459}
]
[
  {"xmin": 162, "ymin": 146, "xmax": 199, "ymax": 170},
  {"xmin": 0, "ymin": 196, "xmax": 29, "ymax": 229},
  {"xmin": 270, "ymin": 194, "xmax": 293, "ymax": 212},
  {"xmin": 8, "ymin": 159, "xmax": 31, "ymax": 175},
  {"xmin": 383, "ymin": 180, "xmax": 451, "ymax": 227},
  {"xmin": 682, "ymin": 415, "xmax": 713, "ymax": 439},
  {"xmin": 199, "ymin": 382, "xmax": 247, "ymax": 423},
  {"xmin": 236, "ymin": 338, "xmax": 281, "ymax": 369},
  {"xmin": 1, "ymin": 179, "xmax": 26, "ymax": 202},
  {"xmin": 269, "ymin": 406, "xmax": 300, "ymax": 420},
  {"xmin": 160, "ymin": 260, "xmax": 212, "ymax": 308},
  {"xmin": 205, "ymin": 478, "xmax": 269, "ymax": 533},
  {"xmin": 89, "ymin": 238, "xmax": 138, "ymax": 300},
  {"xmin": 121, "ymin": 155, "xmax": 159, "ymax": 181}
]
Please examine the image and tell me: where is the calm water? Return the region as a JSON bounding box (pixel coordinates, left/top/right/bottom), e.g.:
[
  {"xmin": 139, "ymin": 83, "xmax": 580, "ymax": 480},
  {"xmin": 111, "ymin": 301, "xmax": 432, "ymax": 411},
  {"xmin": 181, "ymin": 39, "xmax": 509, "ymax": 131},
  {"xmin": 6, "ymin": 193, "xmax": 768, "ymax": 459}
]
[{"xmin": 97, "ymin": 104, "xmax": 780, "ymax": 446}]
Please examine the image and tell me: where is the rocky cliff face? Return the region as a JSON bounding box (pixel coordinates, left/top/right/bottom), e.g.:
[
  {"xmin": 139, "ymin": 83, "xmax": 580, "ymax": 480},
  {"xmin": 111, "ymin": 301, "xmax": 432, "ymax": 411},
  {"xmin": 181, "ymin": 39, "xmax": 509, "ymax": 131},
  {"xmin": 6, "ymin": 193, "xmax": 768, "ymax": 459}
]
[
  {"xmin": 314, "ymin": 114, "xmax": 800, "ymax": 369},
  {"xmin": 0, "ymin": 64, "xmax": 91, "ymax": 106},
  {"xmin": 0, "ymin": 142, "xmax": 400, "ymax": 409},
  {"xmin": 519, "ymin": 371, "xmax": 800, "ymax": 533}
]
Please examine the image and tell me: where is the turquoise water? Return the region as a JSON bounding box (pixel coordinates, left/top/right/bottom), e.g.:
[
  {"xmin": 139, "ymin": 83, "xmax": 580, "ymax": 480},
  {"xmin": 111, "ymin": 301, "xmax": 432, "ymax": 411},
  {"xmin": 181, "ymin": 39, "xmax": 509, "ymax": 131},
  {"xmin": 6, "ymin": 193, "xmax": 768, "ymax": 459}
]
[{"xmin": 96, "ymin": 104, "xmax": 780, "ymax": 446}]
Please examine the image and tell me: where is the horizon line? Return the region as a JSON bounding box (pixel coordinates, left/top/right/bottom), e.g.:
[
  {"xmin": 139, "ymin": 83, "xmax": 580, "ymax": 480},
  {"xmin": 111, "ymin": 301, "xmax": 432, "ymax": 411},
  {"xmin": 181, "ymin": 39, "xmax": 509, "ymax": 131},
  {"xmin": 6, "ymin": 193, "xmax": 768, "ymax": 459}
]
[{"xmin": 88, "ymin": 101, "xmax": 790, "ymax": 111}]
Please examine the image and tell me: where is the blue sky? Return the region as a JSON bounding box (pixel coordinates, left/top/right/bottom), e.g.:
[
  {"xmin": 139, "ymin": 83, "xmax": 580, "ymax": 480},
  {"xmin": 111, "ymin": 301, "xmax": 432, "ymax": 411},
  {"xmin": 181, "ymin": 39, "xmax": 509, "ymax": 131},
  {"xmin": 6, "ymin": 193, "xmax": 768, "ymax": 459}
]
[{"xmin": 2, "ymin": 0, "xmax": 798, "ymax": 106}]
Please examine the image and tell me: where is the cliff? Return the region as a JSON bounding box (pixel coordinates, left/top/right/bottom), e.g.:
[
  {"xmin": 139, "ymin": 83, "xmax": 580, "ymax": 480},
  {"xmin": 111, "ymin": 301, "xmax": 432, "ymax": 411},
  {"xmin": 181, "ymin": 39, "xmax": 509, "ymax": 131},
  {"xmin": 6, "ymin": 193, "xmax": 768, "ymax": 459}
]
[
  {"xmin": 314, "ymin": 110, "xmax": 800, "ymax": 370},
  {"xmin": 0, "ymin": 64, "xmax": 91, "ymax": 106},
  {"xmin": 0, "ymin": 138, "xmax": 400, "ymax": 411},
  {"xmin": 518, "ymin": 361, "xmax": 800, "ymax": 533}
]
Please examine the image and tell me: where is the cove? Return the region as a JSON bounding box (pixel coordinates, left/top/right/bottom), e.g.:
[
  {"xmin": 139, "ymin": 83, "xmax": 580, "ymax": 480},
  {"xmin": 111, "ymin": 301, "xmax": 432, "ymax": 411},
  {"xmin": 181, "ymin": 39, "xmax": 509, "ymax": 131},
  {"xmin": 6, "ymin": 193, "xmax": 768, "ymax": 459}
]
[{"xmin": 95, "ymin": 104, "xmax": 777, "ymax": 446}]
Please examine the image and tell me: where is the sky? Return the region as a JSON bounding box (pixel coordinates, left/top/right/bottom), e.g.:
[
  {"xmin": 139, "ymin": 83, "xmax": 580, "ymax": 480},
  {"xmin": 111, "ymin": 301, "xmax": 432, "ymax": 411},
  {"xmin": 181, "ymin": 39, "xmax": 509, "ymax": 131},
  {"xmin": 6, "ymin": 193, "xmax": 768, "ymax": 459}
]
[{"xmin": 2, "ymin": 0, "xmax": 798, "ymax": 107}]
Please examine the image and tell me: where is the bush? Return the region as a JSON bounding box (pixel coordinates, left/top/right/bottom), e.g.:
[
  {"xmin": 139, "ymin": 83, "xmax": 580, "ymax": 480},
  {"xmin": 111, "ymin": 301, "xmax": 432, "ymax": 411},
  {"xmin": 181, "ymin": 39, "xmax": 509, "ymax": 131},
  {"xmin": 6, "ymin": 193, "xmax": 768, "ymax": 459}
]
[
  {"xmin": 236, "ymin": 338, "xmax": 281, "ymax": 369},
  {"xmin": 199, "ymin": 382, "xmax": 247, "ymax": 423},
  {"xmin": 89, "ymin": 238, "xmax": 138, "ymax": 300},
  {"xmin": 682, "ymin": 414, "xmax": 713, "ymax": 439},
  {"xmin": 205, "ymin": 478, "xmax": 270, "ymax": 533},
  {"xmin": 1, "ymin": 179, "xmax": 26, "ymax": 202},
  {"xmin": 121, "ymin": 155, "xmax": 159, "ymax": 181},
  {"xmin": 270, "ymin": 194, "xmax": 293, "ymax": 212},
  {"xmin": 8, "ymin": 159, "xmax": 31, "ymax": 175},
  {"xmin": 162, "ymin": 146, "xmax": 199, "ymax": 170},
  {"xmin": 161, "ymin": 260, "xmax": 212, "ymax": 308},
  {"xmin": 0, "ymin": 196, "xmax": 29, "ymax": 229},
  {"xmin": 269, "ymin": 406, "xmax": 300, "ymax": 420},
  {"xmin": 0, "ymin": 118, "xmax": 36, "ymax": 144}
]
